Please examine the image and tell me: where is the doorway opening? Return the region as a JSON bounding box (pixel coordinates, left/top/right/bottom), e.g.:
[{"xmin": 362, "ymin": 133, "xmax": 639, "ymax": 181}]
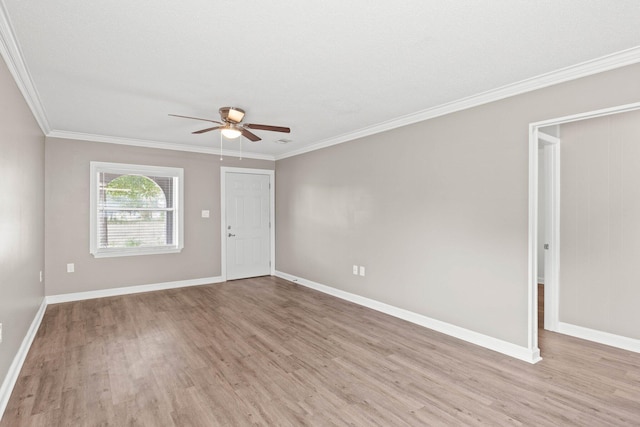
[{"xmin": 528, "ymin": 101, "xmax": 640, "ymax": 359}]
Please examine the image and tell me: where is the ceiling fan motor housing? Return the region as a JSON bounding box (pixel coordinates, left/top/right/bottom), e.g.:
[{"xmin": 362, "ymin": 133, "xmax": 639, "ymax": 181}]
[{"xmin": 219, "ymin": 107, "xmax": 245, "ymax": 123}]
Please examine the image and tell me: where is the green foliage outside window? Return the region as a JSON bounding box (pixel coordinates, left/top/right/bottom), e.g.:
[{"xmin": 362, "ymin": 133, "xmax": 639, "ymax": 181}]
[{"xmin": 105, "ymin": 175, "xmax": 166, "ymax": 209}]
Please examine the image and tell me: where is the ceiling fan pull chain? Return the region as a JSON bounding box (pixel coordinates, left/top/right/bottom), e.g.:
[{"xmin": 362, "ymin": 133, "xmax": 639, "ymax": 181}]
[{"xmin": 220, "ymin": 132, "xmax": 223, "ymax": 161}]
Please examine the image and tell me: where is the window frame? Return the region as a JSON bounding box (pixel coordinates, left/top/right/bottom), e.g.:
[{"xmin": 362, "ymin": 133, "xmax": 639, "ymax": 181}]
[{"xmin": 89, "ymin": 161, "xmax": 184, "ymax": 258}]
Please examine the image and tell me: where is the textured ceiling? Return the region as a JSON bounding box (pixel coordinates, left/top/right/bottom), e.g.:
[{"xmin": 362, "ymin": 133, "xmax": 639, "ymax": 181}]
[{"xmin": 2, "ymin": 1, "xmax": 640, "ymax": 159}]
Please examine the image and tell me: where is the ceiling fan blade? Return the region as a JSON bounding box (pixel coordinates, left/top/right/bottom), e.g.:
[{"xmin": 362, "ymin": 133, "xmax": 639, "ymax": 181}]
[
  {"xmin": 169, "ymin": 114, "xmax": 222, "ymax": 124},
  {"xmin": 192, "ymin": 126, "xmax": 223, "ymax": 134},
  {"xmin": 241, "ymin": 127, "xmax": 261, "ymax": 142},
  {"xmin": 244, "ymin": 123, "xmax": 291, "ymax": 133}
]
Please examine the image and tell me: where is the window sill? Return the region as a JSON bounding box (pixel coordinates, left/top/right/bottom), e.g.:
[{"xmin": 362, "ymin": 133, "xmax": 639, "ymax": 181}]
[{"xmin": 91, "ymin": 247, "xmax": 183, "ymax": 258}]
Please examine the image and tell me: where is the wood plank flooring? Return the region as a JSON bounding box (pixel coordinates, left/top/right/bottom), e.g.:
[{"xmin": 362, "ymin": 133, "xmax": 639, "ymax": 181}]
[
  {"xmin": 2, "ymin": 276, "xmax": 639, "ymax": 426},
  {"xmin": 538, "ymin": 283, "xmax": 544, "ymax": 329}
]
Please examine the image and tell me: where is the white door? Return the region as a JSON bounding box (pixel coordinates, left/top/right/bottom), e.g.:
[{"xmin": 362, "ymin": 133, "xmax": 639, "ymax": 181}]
[{"xmin": 225, "ymin": 172, "xmax": 271, "ymax": 280}]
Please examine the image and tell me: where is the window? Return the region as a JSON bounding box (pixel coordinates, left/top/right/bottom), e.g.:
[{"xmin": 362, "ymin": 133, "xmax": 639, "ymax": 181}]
[{"xmin": 90, "ymin": 162, "xmax": 184, "ymax": 257}]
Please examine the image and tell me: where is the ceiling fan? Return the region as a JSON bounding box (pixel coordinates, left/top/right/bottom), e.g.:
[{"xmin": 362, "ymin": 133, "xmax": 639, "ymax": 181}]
[{"xmin": 169, "ymin": 107, "xmax": 290, "ymax": 142}]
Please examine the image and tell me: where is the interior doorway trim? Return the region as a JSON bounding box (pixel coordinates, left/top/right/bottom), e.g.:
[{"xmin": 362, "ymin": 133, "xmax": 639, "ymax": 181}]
[
  {"xmin": 527, "ymin": 100, "xmax": 640, "ymax": 357},
  {"xmin": 220, "ymin": 167, "xmax": 275, "ymax": 281}
]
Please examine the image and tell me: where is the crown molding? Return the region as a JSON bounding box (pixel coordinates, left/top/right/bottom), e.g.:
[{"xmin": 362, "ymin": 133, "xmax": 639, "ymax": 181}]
[
  {"xmin": 0, "ymin": 0, "xmax": 50, "ymax": 133},
  {"xmin": 275, "ymin": 46, "xmax": 640, "ymax": 160},
  {"xmin": 47, "ymin": 130, "xmax": 276, "ymax": 161},
  {"xmin": 3, "ymin": 0, "xmax": 639, "ymax": 163}
]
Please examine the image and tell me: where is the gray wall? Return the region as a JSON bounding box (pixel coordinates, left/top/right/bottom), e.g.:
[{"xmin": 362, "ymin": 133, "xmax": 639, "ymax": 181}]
[
  {"xmin": 0, "ymin": 57, "xmax": 45, "ymax": 389},
  {"xmin": 44, "ymin": 137, "xmax": 273, "ymax": 296},
  {"xmin": 275, "ymin": 63, "xmax": 640, "ymax": 347},
  {"xmin": 560, "ymin": 110, "xmax": 640, "ymax": 339}
]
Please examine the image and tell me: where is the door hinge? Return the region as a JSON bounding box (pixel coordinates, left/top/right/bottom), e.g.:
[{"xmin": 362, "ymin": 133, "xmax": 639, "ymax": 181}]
[{"xmin": 544, "ymin": 244, "xmax": 550, "ymax": 250}]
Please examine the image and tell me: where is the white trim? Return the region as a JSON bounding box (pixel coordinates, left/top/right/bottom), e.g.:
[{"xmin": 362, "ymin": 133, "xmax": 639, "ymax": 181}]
[
  {"xmin": 0, "ymin": 298, "xmax": 47, "ymax": 419},
  {"xmin": 46, "ymin": 276, "xmax": 223, "ymax": 304},
  {"xmin": 531, "ymin": 101, "xmax": 640, "ymax": 128},
  {"xmin": 3, "ymin": 1, "xmax": 638, "ymax": 164},
  {"xmin": 269, "ymin": 175, "xmax": 275, "ymax": 276},
  {"xmin": 538, "ymin": 132, "xmax": 560, "ymax": 145},
  {"xmin": 0, "ymin": 2, "xmax": 50, "ymax": 134},
  {"xmin": 274, "ymin": 271, "xmax": 541, "ymax": 364},
  {"xmin": 527, "ymin": 126, "xmax": 540, "ymax": 354},
  {"xmin": 275, "ymin": 47, "xmax": 640, "ymax": 160},
  {"xmin": 2, "ymin": 0, "xmax": 640, "ymax": 163},
  {"xmin": 220, "ymin": 167, "xmax": 276, "ymax": 281},
  {"xmin": 542, "ymin": 142, "xmax": 560, "ymax": 332},
  {"xmin": 43, "ymin": 50, "xmax": 640, "ymax": 164},
  {"xmin": 91, "ymin": 246, "xmax": 183, "ymax": 259},
  {"xmin": 89, "ymin": 161, "xmax": 184, "ymax": 258},
  {"xmin": 47, "ymin": 131, "xmax": 275, "ymax": 161},
  {"xmin": 557, "ymin": 322, "xmax": 640, "ymax": 354},
  {"xmin": 537, "ymin": 277, "xmax": 544, "ymax": 284}
]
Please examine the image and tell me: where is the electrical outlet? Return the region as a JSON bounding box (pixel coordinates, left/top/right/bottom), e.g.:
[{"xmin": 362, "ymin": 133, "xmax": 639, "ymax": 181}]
[
  {"xmin": 359, "ymin": 266, "xmax": 366, "ymax": 276},
  {"xmin": 40, "ymin": 271, "xmax": 43, "ymax": 282},
  {"xmin": 353, "ymin": 265, "xmax": 358, "ymax": 275},
  {"xmin": 201, "ymin": 210, "xmax": 210, "ymax": 218},
  {"xmin": 0, "ymin": 323, "xmax": 3, "ymax": 343},
  {"xmin": 67, "ymin": 263, "xmax": 75, "ymax": 273}
]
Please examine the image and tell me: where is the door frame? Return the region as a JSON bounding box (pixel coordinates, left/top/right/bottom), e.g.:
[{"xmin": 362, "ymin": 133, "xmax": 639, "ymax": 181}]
[
  {"xmin": 220, "ymin": 167, "xmax": 275, "ymax": 281},
  {"xmin": 527, "ymin": 101, "xmax": 640, "ymax": 357}
]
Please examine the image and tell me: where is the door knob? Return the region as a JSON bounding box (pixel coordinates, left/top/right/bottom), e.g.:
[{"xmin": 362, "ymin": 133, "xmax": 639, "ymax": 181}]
[{"xmin": 228, "ymin": 233, "xmax": 236, "ymax": 237}]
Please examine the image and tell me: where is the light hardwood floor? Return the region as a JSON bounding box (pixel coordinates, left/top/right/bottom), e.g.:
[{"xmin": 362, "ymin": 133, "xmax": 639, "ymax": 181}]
[{"xmin": 2, "ymin": 276, "xmax": 639, "ymax": 426}]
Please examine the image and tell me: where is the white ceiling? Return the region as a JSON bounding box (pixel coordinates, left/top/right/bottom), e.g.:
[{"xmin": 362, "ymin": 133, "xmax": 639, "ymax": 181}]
[{"xmin": 2, "ymin": 1, "xmax": 640, "ymax": 160}]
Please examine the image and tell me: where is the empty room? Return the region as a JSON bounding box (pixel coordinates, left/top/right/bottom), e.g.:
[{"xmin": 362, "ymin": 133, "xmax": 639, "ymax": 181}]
[{"xmin": 2, "ymin": 1, "xmax": 640, "ymax": 425}]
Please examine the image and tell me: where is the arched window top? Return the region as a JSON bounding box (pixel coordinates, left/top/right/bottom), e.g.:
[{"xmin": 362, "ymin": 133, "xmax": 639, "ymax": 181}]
[{"xmin": 104, "ymin": 174, "xmax": 167, "ymax": 209}]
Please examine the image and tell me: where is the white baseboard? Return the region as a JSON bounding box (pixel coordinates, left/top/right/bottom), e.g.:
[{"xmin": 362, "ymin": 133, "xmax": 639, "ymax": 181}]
[
  {"xmin": 46, "ymin": 276, "xmax": 223, "ymax": 304},
  {"xmin": 274, "ymin": 271, "xmax": 541, "ymax": 364},
  {"xmin": 557, "ymin": 322, "xmax": 640, "ymax": 353},
  {"xmin": 0, "ymin": 298, "xmax": 47, "ymax": 420}
]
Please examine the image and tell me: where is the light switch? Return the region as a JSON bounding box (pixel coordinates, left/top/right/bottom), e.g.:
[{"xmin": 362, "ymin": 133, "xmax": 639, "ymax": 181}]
[
  {"xmin": 201, "ymin": 210, "xmax": 210, "ymax": 218},
  {"xmin": 359, "ymin": 266, "xmax": 365, "ymax": 276},
  {"xmin": 67, "ymin": 263, "xmax": 75, "ymax": 273},
  {"xmin": 353, "ymin": 265, "xmax": 358, "ymax": 275}
]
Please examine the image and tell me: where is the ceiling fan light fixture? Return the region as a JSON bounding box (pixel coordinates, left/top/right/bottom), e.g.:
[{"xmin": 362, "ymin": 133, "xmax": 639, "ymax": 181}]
[{"xmin": 221, "ymin": 125, "xmax": 242, "ymax": 139}]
